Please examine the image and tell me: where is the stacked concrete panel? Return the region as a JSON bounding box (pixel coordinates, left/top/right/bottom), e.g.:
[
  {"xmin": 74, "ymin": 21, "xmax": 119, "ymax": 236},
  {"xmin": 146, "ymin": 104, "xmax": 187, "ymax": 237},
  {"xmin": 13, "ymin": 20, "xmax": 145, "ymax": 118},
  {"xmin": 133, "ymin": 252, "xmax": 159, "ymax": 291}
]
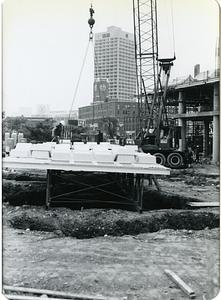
[
  {"xmin": 18, "ymin": 133, "xmax": 24, "ymax": 143},
  {"xmin": 6, "ymin": 142, "xmax": 160, "ymax": 167}
]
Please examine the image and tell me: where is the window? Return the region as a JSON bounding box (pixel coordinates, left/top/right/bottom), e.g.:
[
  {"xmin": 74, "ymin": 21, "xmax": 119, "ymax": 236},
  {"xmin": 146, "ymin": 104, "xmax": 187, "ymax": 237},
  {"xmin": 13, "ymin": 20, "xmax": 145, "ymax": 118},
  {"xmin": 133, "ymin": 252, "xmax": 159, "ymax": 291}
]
[{"xmin": 102, "ymin": 33, "xmax": 110, "ymax": 38}]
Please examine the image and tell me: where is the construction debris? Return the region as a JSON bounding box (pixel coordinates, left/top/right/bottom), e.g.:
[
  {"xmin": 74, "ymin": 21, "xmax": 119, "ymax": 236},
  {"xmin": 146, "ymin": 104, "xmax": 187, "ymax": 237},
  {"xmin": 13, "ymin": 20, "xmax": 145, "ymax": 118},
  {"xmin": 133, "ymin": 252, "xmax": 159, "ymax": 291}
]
[
  {"xmin": 5, "ymin": 295, "xmax": 69, "ymax": 300},
  {"xmin": 164, "ymin": 269, "xmax": 196, "ymax": 299},
  {"xmin": 3, "ymin": 285, "xmax": 126, "ymax": 300},
  {"xmin": 187, "ymin": 202, "xmax": 219, "ymax": 207}
]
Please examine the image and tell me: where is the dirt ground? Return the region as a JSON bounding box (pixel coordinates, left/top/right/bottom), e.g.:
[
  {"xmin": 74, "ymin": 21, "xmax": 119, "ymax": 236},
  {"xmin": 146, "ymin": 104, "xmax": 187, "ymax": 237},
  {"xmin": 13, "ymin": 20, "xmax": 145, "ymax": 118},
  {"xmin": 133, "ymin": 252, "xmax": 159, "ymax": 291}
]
[{"xmin": 2, "ymin": 164, "xmax": 220, "ymax": 300}]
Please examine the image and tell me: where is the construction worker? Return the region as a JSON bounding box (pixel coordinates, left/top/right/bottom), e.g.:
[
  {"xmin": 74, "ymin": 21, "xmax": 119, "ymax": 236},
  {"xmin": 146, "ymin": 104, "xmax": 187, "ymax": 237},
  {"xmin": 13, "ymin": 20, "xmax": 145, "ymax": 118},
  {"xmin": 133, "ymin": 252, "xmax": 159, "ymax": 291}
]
[
  {"xmin": 185, "ymin": 145, "xmax": 194, "ymax": 168},
  {"xmin": 194, "ymin": 145, "xmax": 200, "ymax": 164},
  {"xmin": 97, "ymin": 130, "xmax": 103, "ymax": 144},
  {"xmin": 136, "ymin": 127, "xmax": 146, "ymax": 145},
  {"xmin": 52, "ymin": 122, "xmax": 64, "ymax": 144}
]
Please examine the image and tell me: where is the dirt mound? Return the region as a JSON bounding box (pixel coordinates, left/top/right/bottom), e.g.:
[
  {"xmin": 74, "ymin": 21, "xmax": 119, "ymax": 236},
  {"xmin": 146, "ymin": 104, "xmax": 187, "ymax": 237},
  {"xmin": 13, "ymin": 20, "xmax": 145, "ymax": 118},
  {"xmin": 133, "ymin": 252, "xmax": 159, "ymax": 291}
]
[
  {"xmin": 6, "ymin": 206, "xmax": 219, "ymax": 239},
  {"xmin": 3, "ymin": 170, "xmax": 47, "ymax": 181}
]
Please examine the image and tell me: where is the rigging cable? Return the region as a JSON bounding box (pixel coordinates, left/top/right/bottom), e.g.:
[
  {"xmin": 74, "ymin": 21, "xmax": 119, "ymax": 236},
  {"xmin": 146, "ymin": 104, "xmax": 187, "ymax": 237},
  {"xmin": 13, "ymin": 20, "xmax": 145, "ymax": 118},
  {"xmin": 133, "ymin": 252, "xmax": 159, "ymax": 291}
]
[
  {"xmin": 170, "ymin": 0, "xmax": 176, "ymax": 57},
  {"xmin": 68, "ymin": 40, "xmax": 91, "ymax": 119},
  {"xmin": 68, "ymin": 4, "xmax": 95, "ymax": 119}
]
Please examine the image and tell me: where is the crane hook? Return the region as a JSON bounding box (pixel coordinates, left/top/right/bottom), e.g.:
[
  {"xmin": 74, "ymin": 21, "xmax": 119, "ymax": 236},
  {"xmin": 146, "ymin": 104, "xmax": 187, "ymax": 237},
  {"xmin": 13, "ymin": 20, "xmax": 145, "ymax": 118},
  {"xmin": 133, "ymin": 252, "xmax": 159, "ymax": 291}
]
[{"xmin": 88, "ymin": 4, "xmax": 95, "ymax": 40}]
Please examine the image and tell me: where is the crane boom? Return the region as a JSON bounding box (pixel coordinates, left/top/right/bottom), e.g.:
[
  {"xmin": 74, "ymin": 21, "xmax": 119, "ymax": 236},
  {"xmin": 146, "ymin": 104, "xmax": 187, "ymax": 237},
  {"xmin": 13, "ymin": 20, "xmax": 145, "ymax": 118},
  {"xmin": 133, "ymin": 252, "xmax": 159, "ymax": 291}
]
[
  {"xmin": 133, "ymin": 0, "xmax": 187, "ymax": 169},
  {"xmin": 133, "ymin": 0, "xmax": 159, "ymax": 130}
]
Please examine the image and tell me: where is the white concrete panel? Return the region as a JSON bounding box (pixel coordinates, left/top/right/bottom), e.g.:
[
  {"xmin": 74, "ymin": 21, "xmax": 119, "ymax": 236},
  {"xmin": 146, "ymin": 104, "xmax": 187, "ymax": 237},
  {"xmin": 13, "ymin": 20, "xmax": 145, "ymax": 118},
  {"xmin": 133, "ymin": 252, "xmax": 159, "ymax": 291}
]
[
  {"xmin": 92, "ymin": 149, "xmax": 116, "ymax": 163},
  {"xmin": 31, "ymin": 150, "xmax": 51, "ymax": 159},
  {"xmin": 116, "ymin": 154, "xmax": 136, "ymax": 164},
  {"xmin": 10, "ymin": 149, "xmax": 31, "ymax": 158},
  {"xmin": 135, "ymin": 153, "xmax": 156, "ymax": 164},
  {"xmin": 71, "ymin": 150, "xmax": 94, "ymax": 163},
  {"xmin": 51, "ymin": 151, "xmax": 71, "ymax": 161}
]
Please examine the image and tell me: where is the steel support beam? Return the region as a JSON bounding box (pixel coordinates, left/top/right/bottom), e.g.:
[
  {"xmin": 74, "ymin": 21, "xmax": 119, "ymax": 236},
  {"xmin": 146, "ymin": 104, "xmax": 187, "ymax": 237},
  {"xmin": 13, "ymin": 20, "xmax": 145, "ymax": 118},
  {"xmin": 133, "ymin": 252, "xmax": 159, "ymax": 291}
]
[
  {"xmin": 212, "ymin": 83, "xmax": 219, "ymax": 163},
  {"xmin": 45, "ymin": 170, "xmax": 162, "ymax": 213},
  {"xmin": 178, "ymin": 91, "xmax": 186, "ymax": 152}
]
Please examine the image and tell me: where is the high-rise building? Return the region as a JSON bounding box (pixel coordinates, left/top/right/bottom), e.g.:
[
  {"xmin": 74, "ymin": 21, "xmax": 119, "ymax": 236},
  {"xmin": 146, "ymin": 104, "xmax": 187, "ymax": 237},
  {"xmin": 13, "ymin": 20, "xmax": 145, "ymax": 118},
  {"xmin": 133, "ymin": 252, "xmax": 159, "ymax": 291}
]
[{"xmin": 94, "ymin": 26, "xmax": 136, "ymax": 102}]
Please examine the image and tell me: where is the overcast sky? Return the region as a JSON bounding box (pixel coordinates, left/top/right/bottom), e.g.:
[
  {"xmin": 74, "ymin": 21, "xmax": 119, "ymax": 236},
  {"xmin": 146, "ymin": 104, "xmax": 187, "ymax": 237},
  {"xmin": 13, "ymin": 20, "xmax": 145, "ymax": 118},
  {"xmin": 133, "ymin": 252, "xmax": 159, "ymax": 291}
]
[{"xmin": 3, "ymin": 0, "xmax": 219, "ymax": 116}]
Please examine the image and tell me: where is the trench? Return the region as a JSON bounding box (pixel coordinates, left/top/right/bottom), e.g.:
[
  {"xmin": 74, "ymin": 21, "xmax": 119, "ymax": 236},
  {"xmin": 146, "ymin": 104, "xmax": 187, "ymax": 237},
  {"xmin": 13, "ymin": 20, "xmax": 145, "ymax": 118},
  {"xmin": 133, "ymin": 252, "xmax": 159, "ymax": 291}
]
[
  {"xmin": 4, "ymin": 205, "xmax": 219, "ymax": 239},
  {"xmin": 3, "ymin": 171, "xmax": 219, "ymax": 239}
]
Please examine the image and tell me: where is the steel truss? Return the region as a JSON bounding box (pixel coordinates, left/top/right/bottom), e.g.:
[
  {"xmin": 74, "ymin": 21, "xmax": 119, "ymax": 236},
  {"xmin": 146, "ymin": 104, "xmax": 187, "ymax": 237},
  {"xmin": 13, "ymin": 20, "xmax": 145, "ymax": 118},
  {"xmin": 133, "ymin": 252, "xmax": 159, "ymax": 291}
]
[
  {"xmin": 133, "ymin": 0, "xmax": 159, "ymax": 129},
  {"xmin": 46, "ymin": 170, "xmax": 160, "ymax": 213}
]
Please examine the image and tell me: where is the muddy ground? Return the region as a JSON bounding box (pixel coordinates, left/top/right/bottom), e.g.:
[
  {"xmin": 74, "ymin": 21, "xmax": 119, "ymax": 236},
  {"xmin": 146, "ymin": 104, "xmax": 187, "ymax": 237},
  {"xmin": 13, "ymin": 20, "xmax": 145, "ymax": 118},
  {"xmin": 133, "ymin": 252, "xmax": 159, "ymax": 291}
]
[{"xmin": 2, "ymin": 164, "xmax": 220, "ymax": 299}]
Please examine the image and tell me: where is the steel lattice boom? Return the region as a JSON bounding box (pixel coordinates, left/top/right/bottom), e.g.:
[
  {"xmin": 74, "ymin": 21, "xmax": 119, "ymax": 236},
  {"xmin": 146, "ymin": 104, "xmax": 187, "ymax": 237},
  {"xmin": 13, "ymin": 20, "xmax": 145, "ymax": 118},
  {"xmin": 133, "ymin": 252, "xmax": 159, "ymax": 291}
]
[{"xmin": 133, "ymin": 0, "xmax": 159, "ymax": 129}]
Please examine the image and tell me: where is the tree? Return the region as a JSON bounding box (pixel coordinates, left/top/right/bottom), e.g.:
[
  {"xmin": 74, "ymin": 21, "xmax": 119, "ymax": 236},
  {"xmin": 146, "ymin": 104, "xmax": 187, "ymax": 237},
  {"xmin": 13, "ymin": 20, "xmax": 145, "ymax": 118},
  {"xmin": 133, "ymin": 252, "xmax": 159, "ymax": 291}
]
[
  {"xmin": 3, "ymin": 117, "xmax": 55, "ymax": 142},
  {"xmin": 27, "ymin": 121, "xmax": 54, "ymax": 142},
  {"xmin": 98, "ymin": 117, "xmax": 119, "ymax": 138}
]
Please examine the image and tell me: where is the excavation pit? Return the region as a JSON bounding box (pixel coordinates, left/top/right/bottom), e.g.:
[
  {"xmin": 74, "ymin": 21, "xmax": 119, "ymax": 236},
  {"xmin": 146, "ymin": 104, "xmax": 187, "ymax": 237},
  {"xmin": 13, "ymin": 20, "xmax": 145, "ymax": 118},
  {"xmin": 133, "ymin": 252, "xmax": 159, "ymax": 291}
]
[{"xmin": 3, "ymin": 178, "xmax": 198, "ymax": 210}]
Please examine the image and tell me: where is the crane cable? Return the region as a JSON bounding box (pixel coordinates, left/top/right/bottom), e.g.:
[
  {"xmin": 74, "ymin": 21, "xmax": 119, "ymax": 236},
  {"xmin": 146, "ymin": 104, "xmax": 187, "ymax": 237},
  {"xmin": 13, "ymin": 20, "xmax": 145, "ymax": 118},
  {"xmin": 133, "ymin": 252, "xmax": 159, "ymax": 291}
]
[
  {"xmin": 68, "ymin": 40, "xmax": 91, "ymax": 119},
  {"xmin": 68, "ymin": 4, "xmax": 95, "ymax": 119},
  {"xmin": 170, "ymin": 0, "xmax": 176, "ymax": 57}
]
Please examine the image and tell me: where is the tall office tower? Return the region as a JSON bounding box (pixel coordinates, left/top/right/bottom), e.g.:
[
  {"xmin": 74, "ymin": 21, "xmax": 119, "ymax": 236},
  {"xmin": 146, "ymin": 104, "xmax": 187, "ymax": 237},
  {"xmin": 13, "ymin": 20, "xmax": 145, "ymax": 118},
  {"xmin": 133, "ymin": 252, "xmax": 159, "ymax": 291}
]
[{"xmin": 94, "ymin": 26, "xmax": 136, "ymax": 102}]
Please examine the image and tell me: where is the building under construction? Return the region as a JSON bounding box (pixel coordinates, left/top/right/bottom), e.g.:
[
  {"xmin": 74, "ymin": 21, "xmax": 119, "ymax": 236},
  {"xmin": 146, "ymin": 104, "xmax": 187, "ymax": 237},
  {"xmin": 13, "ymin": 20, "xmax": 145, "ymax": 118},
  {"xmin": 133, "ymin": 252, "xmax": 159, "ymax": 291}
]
[{"xmin": 167, "ymin": 67, "xmax": 219, "ymax": 163}]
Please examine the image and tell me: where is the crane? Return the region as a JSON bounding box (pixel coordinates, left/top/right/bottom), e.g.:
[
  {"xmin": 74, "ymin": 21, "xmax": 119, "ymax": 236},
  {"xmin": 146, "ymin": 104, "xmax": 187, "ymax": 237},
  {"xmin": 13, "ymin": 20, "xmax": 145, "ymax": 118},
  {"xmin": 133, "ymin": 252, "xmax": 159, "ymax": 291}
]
[{"xmin": 133, "ymin": 0, "xmax": 186, "ymax": 168}]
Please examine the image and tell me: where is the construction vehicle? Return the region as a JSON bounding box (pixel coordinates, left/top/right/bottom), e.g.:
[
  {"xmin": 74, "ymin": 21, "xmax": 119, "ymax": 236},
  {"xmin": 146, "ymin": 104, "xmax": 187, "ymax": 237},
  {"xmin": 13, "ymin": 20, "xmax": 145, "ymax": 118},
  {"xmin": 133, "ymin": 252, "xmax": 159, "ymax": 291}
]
[
  {"xmin": 65, "ymin": 2, "xmax": 187, "ymax": 168},
  {"xmin": 133, "ymin": 0, "xmax": 187, "ymax": 168}
]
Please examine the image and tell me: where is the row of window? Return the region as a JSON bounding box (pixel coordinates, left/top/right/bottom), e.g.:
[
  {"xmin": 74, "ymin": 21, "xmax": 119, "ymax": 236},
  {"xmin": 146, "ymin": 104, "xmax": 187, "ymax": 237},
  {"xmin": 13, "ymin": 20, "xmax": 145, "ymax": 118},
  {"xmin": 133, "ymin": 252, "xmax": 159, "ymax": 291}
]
[
  {"xmin": 95, "ymin": 43, "xmax": 134, "ymax": 48},
  {"xmin": 119, "ymin": 71, "xmax": 136, "ymax": 76},
  {"xmin": 95, "ymin": 47, "xmax": 134, "ymax": 51},
  {"xmin": 95, "ymin": 68, "xmax": 135, "ymax": 73},
  {"xmin": 99, "ymin": 34, "xmax": 132, "ymax": 40},
  {"xmin": 95, "ymin": 48, "xmax": 119, "ymax": 51},
  {"xmin": 94, "ymin": 75, "xmax": 135, "ymax": 81},
  {"xmin": 119, "ymin": 37, "xmax": 133, "ymax": 43},
  {"xmin": 79, "ymin": 111, "xmax": 138, "ymax": 120},
  {"xmin": 95, "ymin": 56, "xmax": 118, "ymax": 60},
  {"xmin": 95, "ymin": 43, "xmax": 134, "ymax": 47},
  {"xmin": 118, "ymin": 56, "xmax": 135, "ymax": 61},
  {"xmin": 117, "ymin": 111, "xmax": 137, "ymax": 117},
  {"xmin": 95, "ymin": 48, "xmax": 134, "ymax": 55},
  {"xmin": 96, "ymin": 50, "xmax": 134, "ymax": 54},
  {"xmin": 96, "ymin": 39, "xmax": 118, "ymax": 43}
]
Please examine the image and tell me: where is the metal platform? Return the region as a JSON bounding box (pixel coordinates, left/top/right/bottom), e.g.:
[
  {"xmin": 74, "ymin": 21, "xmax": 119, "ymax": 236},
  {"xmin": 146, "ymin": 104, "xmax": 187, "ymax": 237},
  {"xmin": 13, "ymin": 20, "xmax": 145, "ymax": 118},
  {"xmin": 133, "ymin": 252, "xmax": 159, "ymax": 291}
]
[{"xmin": 3, "ymin": 142, "xmax": 170, "ymax": 212}]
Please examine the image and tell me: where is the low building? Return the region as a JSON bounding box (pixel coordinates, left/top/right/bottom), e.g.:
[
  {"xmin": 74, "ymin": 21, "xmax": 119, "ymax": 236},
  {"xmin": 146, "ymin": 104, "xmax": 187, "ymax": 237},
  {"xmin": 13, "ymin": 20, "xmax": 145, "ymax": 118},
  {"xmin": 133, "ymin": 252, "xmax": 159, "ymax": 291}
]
[
  {"xmin": 78, "ymin": 100, "xmax": 139, "ymax": 136},
  {"xmin": 49, "ymin": 110, "xmax": 78, "ymax": 125}
]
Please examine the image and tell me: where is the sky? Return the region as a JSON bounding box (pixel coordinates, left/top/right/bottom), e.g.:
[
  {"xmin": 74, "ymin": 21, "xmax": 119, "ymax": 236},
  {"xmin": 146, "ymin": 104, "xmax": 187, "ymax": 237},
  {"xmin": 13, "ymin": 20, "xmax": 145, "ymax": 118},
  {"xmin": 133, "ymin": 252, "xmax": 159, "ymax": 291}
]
[{"xmin": 2, "ymin": 0, "xmax": 220, "ymax": 116}]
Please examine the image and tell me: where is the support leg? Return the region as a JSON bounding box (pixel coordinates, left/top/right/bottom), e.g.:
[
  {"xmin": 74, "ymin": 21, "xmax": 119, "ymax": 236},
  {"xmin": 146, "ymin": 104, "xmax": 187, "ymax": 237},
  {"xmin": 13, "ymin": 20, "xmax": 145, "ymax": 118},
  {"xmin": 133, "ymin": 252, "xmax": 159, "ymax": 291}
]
[
  {"xmin": 139, "ymin": 175, "xmax": 144, "ymax": 213},
  {"xmin": 149, "ymin": 175, "xmax": 153, "ymax": 186},
  {"xmin": 46, "ymin": 170, "xmax": 52, "ymax": 209},
  {"xmin": 134, "ymin": 174, "xmax": 144, "ymax": 213},
  {"xmin": 152, "ymin": 176, "xmax": 161, "ymax": 192}
]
